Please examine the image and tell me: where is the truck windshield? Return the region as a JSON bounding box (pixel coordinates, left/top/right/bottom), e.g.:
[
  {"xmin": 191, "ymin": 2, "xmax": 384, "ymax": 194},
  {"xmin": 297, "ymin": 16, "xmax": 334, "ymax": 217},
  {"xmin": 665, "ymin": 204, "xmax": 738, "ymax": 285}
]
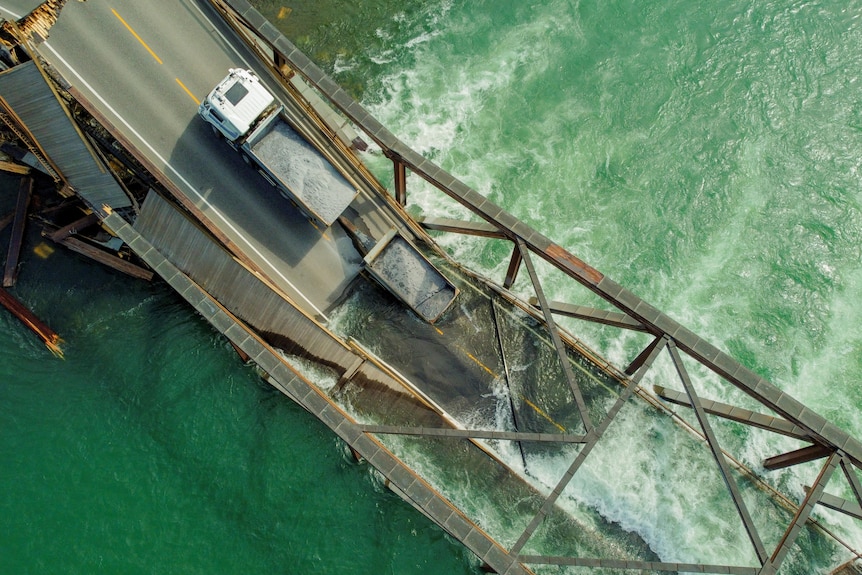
[{"xmin": 224, "ymin": 82, "xmax": 248, "ymax": 106}]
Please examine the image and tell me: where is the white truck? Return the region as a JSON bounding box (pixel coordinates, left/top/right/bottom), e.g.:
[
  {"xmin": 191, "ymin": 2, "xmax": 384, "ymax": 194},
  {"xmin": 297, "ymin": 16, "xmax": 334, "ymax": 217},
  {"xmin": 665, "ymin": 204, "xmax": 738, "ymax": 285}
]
[{"xmin": 198, "ymin": 68, "xmax": 358, "ymax": 227}]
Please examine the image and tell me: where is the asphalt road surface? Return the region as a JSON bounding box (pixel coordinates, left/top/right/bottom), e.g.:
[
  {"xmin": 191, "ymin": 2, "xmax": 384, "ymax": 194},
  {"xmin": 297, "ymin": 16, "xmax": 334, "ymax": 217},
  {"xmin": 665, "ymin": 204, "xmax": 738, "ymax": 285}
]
[{"xmin": 0, "ymin": 0, "xmax": 363, "ymax": 320}]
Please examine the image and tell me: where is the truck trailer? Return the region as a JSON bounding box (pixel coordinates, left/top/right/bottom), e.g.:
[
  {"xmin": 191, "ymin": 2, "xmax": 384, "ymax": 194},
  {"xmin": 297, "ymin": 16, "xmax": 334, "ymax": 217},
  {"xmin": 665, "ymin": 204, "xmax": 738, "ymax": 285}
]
[{"xmin": 199, "ymin": 68, "xmax": 358, "ymax": 227}]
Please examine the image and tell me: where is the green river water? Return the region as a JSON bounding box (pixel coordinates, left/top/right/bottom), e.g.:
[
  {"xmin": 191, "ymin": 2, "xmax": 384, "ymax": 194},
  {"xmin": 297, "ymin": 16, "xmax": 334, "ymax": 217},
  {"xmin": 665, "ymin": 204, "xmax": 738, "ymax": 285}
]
[{"xmin": 2, "ymin": 0, "xmax": 862, "ymax": 573}]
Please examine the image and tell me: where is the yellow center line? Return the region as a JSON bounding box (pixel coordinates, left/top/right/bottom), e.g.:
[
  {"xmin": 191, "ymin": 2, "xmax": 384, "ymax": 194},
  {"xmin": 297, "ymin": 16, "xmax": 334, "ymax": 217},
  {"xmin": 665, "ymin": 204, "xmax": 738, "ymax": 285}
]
[
  {"xmin": 112, "ymin": 9, "xmax": 163, "ymax": 65},
  {"xmin": 466, "ymin": 353, "xmax": 498, "ymax": 378},
  {"xmin": 434, "ymin": 327, "xmax": 444, "ymax": 336},
  {"xmin": 521, "ymin": 396, "xmax": 567, "ymax": 433},
  {"xmin": 175, "ymin": 78, "xmax": 200, "ymax": 105}
]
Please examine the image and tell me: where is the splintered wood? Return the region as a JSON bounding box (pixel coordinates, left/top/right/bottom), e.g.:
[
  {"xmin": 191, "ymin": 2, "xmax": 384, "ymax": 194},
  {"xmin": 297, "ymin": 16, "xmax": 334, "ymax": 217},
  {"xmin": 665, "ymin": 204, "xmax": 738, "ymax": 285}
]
[
  {"xmin": 0, "ymin": 0, "xmax": 69, "ymax": 46},
  {"xmin": 0, "ymin": 287, "xmax": 63, "ymax": 357}
]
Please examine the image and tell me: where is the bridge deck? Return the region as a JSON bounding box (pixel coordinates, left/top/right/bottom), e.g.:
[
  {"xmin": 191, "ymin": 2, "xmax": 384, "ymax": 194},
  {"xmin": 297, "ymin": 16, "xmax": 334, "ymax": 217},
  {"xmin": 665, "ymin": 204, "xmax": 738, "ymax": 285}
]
[
  {"xmin": 1, "ymin": 0, "xmax": 859, "ymax": 572},
  {"xmin": 0, "ymin": 60, "xmax": 130, "ymax": 211}
]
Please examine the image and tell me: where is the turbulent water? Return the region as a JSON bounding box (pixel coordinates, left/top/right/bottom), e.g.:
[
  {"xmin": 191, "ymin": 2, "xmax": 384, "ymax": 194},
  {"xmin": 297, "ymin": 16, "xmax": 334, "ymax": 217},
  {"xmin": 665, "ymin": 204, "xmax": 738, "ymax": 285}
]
[{"xmin": 3, "ymin": 0, "xmax": 862, "ymax": 573}]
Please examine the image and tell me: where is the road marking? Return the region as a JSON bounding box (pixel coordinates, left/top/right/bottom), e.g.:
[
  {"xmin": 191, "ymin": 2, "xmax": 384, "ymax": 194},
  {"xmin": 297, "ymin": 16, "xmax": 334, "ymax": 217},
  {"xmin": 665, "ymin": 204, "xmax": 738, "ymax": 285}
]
[
  {"xmin": 175, "ymin": 78, "xmax": 200, "ymax": 105},
  {"xmin": 305, "ymin": 218, "xmax": 333, "ymax": 241},
  {"xmin": 0, "ymin": 0, "xmax": 328, "ymax": 319},
  {"xmin": 0, "ymin": 6, "xmax": 20, "ymax": 19},
  {"xmin": 112, "ymin": 9, "xmax": 163, "ymax": 65},
  {"xmin": 466, "ymin": 352, "xmax": 497, "ymax": 378},
  {"xmin": 521, "ymin": 396, "xmax": 567, "ymax": 433},
  {"xmin": 39, "ymin": 46, "xmax": 329, "ymax": 322}
]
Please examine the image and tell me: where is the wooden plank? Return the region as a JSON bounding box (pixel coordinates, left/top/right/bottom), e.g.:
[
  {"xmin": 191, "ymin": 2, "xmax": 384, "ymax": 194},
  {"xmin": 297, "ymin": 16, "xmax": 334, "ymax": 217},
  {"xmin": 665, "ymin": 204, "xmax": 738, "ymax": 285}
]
[
  {"xmin": 57, "ymin": 236, "xmax": 153, "ymax": 281},
  {"xmin": 0, "ymin": 160, "xmax": 30, "ymax": 175},
  {"xmin": 47, "ymin": 212, "xmax": 99, "ymax": 242},
  {"xmin": 3, "ymin": 176, "xmax": 32, "ymax": 287},
  {"xmin": 0, "ymin": 286, "xmax": 62, "ymax": 356}
]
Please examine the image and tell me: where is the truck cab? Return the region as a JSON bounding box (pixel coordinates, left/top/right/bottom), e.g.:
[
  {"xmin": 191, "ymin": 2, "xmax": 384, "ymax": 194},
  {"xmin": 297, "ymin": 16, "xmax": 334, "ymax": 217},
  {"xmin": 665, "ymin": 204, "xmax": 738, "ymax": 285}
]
[{"xmin": 198, "ymin": 68, "xmax": 275, "ymax": 143}]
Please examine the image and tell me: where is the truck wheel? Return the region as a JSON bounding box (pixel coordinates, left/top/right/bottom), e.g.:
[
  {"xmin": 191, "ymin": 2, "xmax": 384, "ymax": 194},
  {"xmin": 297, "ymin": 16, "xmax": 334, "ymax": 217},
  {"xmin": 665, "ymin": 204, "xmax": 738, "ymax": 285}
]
[
  {"xmin": 211, "ymin": 125, "xmax": 223, "ymax": 140},
  {"xmin": 241, "ymin": 152, "xmax": 252, "ymax": 166}
]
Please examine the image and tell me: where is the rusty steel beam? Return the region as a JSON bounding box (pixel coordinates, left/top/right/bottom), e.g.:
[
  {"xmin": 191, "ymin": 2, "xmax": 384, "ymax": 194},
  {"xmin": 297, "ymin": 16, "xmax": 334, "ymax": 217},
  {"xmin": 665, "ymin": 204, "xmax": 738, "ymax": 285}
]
[
  {"xmin": 529, "ymin": 297, "xmax": 647, "ymax": 332},
  {"xmin": 763, "ymin": 444, "xmax": 833, "ymax": 471},
  {"xmin": 509, "ymin": 335, "xmax": 668, "ymax": 555},
  {"xmin": 393, "ymin": 159, "xmax": 406, "ymax": 206},
  {"xmin": 46, "ymin": 211, "xmax": 99, "ymax": 242},
  {"xmin": 518, "ymin": 239, "xmax": 593, "ymax": 434},
  {"xmin": 56, "ymin": 236, "xmax": 153, "ymax": 281},
  {"xmin": 0, "ymin": 286, "xmax": 62, "ymax": 356},
  {"xmin": 625, "ymin": 335, "xmax": 665, "ymax": 377},
  {"xmin": 767, "ymin": 453, "xmax": 839, "ymax": 571},
  {"xmin": 503, "ymin": 242, "xmax": 522, "ymax": 289},
  {"xmin": 654, "ymin": 385, "xmax": 811, "ymax": 441},
  {"xmin": 418, "ymin": 216, "xmax": 507, "ymax": 239},
  {"xmin": 841, "ymin": 457, "xmax": 862, "ymax": 509},
  {"xmin": 668, "ymin": 340, "xmax": 768, "ymax": 565}
]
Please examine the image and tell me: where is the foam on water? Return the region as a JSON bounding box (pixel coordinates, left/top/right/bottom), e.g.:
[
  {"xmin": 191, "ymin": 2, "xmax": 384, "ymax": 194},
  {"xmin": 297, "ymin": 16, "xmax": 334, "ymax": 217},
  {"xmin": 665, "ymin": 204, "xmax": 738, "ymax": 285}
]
[{"xmin": 347, "ymin": 0, "xmax": 862, "ymax": 568}]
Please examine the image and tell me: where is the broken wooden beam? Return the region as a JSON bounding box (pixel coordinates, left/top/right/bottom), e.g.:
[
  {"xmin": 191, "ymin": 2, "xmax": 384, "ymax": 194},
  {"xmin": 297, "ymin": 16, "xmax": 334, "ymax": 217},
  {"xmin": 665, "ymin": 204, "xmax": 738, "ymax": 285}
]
[
  {"xmin": 47, "ymin": 211, "xmax": 99, "ymax": 242},
  {"xmin": 55, "ymin": 235, "xmax": 152, "ymax": 281},
  {"xmin": 0, "ymin": 286, "xmax": 62, "ymax": 356},
  {"xmin": 3, "ymin": 175, "xmax": 31, "ymax": 287},
  {"xmin": 0, "ymin": 159, "xmax": 30, "ymax": 174},
  {"xmin": 0, "ymin": 0, "xmax": 69, "ymax": 46}
]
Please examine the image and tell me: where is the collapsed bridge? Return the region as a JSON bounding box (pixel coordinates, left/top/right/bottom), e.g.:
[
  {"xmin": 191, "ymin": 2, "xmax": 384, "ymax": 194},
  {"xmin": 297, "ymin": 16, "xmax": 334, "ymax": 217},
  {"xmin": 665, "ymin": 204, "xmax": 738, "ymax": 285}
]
[{"xmin": 0, "ymin": 0, "xmax": 859, "ymax": 573}]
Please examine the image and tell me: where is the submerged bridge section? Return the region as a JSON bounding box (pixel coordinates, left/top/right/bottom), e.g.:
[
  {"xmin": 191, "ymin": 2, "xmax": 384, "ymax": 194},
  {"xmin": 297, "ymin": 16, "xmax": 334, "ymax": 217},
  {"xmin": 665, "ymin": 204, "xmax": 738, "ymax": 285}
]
[
  {"xmin": 0, "ymin": 59, "xmax": 131, "ymax": 211},
  {"xmin": 0, "ymin": 0, "xmax": 860, "ymax": 573}
]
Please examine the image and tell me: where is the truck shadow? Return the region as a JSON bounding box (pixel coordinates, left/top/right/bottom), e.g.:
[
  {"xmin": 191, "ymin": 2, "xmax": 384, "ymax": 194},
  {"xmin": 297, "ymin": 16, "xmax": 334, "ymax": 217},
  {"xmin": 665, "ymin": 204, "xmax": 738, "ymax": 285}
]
[{"xmin": 166, "ymin": 118, "xmax": 363, "ymax": 314}]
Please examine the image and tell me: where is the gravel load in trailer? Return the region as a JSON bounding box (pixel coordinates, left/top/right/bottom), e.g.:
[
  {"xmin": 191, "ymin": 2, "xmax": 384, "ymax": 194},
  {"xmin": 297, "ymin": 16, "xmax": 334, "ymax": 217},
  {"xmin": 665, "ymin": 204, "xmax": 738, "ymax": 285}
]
[
  {"xmin": 199, "ymin": 68, "xmax": 358, "ymax": 227},
  {"xmin": 247, "ymin": 118, "xmax": 357, "ymax": 226},
  {"xmin": 363, "ymin": 228, "xmax": 459, "ymax": 323}
]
